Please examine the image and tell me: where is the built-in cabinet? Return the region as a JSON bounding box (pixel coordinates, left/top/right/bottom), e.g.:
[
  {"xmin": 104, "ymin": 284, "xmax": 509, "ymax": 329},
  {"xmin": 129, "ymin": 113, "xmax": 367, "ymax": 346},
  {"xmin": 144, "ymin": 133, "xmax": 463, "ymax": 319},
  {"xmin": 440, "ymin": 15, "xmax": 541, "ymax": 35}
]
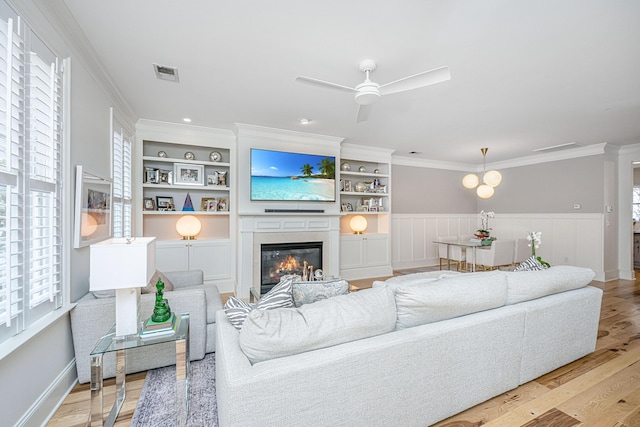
[
  {"xmin": 135, "ymin": 120, "xmax": 236, "ymax": 293},
  {"xmin": 634, "ymin": 233, "xmax": 640, "ymax": 269},
  {"xmin": 338, "ymin": 143, "xmax": 394, "ymax": 279}
]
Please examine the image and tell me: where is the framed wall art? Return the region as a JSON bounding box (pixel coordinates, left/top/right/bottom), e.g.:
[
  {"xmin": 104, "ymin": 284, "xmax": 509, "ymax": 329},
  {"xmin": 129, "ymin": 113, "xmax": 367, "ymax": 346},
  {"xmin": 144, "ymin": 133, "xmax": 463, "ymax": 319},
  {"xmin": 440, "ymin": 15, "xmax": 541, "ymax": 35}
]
[
  {"xmin": 73, "ymin": 165, "xmax": 112, "ymax": 248},
  {"xmin": 174, "ymin": 163, "xmax": 204, "ymax": 186}
]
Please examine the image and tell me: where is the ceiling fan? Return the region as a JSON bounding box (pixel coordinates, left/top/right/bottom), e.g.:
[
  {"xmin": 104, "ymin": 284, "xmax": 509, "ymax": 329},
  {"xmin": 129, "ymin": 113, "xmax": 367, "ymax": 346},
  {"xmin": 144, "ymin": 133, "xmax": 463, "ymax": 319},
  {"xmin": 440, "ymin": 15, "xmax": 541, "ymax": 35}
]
[{"xmin": 295, "ymin": 59, "xmax": 450, "ymax": 123}]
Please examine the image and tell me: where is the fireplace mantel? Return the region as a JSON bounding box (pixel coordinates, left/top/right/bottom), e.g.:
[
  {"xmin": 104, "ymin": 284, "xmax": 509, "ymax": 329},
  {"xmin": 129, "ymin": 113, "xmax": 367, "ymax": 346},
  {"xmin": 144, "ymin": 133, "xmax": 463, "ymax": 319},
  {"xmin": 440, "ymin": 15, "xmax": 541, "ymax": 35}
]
[{"xmin": 236, "ymin": 214, "xmax": 341, "ymax": 299}]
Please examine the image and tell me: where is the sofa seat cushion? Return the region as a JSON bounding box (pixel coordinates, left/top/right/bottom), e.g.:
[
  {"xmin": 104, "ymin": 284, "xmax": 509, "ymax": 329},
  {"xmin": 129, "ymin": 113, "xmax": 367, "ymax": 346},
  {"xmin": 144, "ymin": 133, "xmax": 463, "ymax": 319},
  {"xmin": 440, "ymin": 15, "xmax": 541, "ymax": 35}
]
[
  {"xmin": 505, "ymin": 265, "xmax": 595, "ymax": 305},
  {"xmin": 394, "ymin": 270, "xmax": 508, "ymax": 330},
  {"xmin": 238, "ymin": 285, "xmax": 396, "ymax": 364},
  {"xmin": 292, "ymin": 279, "xmax": 350, "ymax": 307}
]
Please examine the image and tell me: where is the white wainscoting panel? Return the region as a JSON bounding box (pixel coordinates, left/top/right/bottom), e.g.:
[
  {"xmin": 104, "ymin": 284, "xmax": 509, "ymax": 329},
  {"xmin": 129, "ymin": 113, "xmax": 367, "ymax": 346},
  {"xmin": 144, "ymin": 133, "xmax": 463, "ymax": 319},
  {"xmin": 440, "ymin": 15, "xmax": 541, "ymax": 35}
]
[{"xmin": 391, "ymin": 213, "xmax": 605, "ymax": 280}]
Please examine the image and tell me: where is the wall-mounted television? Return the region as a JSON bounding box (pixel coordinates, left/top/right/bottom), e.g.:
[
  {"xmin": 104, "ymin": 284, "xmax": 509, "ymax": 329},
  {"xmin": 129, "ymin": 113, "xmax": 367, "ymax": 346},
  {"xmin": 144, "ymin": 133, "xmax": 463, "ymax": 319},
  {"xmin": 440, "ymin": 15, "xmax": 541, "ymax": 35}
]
[{"xmin": 250, "ymin": 148, "xmax": 336, "ymax": 201}]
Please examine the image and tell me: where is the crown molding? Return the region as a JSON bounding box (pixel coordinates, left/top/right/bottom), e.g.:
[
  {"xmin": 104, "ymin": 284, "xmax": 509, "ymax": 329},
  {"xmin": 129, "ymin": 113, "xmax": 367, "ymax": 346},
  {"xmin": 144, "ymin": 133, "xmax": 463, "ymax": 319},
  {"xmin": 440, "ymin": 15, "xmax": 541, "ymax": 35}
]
[
  {"xmin": 234, "ymin": 123, "xmax": 344, "ymax": 147},
  {"xmin": 393, "ymin": 142, "xmax": 611, "ymax": 172}
]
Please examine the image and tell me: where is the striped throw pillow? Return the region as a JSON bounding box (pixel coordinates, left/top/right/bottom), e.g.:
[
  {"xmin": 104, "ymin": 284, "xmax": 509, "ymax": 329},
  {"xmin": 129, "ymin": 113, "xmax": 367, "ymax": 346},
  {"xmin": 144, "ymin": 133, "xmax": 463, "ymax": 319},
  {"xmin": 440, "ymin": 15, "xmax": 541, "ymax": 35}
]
[
  {"xmin": 514, "ymin": 255, "xmax": 545, "ymax": 271},
  {"xmin": 223, "ymin": 277, "xmax": 294, "ymax": 330},
  {"xmin": 223, "ymin": 297, "xmax": 253, "ymax": 329}
]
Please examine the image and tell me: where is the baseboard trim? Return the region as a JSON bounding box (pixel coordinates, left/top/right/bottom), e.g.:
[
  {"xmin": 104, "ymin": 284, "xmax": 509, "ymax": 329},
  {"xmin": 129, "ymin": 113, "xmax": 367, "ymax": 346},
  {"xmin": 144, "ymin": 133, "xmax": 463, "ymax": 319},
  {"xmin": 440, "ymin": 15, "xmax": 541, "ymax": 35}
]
[{"xmin": 16, "ymin": 359, "xmax": 78, "ymax": 427}]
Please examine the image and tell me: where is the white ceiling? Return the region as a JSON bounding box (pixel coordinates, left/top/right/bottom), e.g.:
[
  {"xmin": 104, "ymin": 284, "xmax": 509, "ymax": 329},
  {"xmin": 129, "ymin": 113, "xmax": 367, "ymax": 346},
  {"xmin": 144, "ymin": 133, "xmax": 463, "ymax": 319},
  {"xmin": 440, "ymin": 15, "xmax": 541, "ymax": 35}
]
[{"xmin": 60, "ymin": 0, "xmax": 640, "ymax": 164}]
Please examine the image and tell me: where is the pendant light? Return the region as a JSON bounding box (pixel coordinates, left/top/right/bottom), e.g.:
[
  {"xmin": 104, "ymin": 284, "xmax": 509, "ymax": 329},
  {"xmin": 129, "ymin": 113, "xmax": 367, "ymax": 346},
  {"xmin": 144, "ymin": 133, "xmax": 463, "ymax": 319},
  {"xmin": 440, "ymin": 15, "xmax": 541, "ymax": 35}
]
[{"xmin": 462, "ymin": 148, "xmax": 502, "ymax": 199}]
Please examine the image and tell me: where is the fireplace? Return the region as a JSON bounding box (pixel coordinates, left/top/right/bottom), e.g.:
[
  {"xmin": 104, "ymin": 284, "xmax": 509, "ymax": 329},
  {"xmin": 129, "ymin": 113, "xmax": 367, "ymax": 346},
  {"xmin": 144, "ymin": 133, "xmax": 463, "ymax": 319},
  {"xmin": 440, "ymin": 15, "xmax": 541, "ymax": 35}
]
[{"xmin": 260, "ymin": 241, "xmax": 322, "ymax": 293}]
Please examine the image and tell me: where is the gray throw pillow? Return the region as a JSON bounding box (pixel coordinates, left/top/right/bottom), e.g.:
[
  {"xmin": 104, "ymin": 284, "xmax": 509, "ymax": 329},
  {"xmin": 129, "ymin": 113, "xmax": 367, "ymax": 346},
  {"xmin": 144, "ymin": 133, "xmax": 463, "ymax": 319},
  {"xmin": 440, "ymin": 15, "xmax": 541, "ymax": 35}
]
[{"xmin": 292, "ymin": 279, "xmax": 350, "ymax": 307}]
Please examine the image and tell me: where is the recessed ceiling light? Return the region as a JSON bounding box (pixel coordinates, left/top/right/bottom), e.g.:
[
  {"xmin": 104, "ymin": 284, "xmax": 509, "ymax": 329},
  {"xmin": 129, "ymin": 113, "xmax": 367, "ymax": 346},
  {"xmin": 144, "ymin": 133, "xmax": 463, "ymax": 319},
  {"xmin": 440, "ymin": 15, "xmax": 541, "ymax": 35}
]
[
  {"xmin": 183, "ymin": 118, "xmax": 192, "ymax": 123},
  {"xmin": 298, "ymin": 118, "xmax": 311, "ymax": 125}
]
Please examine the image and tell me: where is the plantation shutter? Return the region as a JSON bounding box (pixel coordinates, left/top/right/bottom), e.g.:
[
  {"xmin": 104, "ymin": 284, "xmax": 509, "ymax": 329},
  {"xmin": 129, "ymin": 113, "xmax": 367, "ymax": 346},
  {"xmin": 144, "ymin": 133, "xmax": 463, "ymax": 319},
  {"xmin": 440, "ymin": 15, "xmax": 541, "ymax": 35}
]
[
  {"xmin": 0, "ymin": 10, "xmax": 63, "ymax": 341},
  {"xmin": 112, "ymin": 112, "xmax": 132, "ymax": 238}
]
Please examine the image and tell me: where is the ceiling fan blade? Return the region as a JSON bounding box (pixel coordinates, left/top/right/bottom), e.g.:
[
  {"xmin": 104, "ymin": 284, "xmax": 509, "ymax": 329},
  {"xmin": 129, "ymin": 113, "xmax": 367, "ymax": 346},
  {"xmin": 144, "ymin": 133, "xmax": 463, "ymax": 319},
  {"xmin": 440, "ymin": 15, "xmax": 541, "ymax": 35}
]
[
  {"xmin": 356, "ymin": 104, "xmax": 372, "ymax": 123},
  {"xmin": 379, "ymin": 66, "xmax": 450, "ymax": 96},
  {"xmin": 295, "ymin": 76, "xmax": 356, "ymax": 93}
]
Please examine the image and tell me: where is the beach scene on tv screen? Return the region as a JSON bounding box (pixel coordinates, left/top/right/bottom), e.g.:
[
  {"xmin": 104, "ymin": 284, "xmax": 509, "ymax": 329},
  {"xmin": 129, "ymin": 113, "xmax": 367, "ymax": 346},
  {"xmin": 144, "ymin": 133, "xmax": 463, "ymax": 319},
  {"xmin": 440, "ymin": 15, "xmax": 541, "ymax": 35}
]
[{"xmin": 251, "ymin": 149, "xmax": 336, "ymax": 201}]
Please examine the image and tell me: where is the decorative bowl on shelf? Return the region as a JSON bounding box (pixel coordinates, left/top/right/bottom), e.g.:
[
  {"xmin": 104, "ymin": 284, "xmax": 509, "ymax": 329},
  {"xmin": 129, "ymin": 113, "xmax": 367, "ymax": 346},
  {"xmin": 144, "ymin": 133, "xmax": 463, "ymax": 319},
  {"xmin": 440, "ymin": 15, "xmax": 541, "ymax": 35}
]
[
  {"xmin": 341, "ymin": 162, "xmax": 351, "ymax": 171},
  {"xmin": 354, "ymin": 181, "xmax": 366, "ymax": 192},
  {"xmin": 157, "ymin": 150, "xmax": 167, "ymax": 158},
  {"xmin": 209, "ymin": 151, "xmax": 222, "ymax": 162},
  {"xmin": 184, "ymin": 151, "xmax": 195, "ymax": 160},
  {"xmin": 358, "ymin": 166, "xmax": 367, "ymax": 172},
  {"xmin": 374, "ymin": 168, "xmax": 380, "ymax": 174}
]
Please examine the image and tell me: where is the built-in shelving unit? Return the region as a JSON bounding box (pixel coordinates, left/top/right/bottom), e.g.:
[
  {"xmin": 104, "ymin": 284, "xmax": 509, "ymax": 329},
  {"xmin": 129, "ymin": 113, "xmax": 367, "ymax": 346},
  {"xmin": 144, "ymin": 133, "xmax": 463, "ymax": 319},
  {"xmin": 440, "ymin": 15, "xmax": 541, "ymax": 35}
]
[
  {"xmin": 338, "ymin": 143, "xmax": 394, "ymax": 279},
  {"xmin": 134, "ymin": 120, "xmax": 236, "ymax": 293}
]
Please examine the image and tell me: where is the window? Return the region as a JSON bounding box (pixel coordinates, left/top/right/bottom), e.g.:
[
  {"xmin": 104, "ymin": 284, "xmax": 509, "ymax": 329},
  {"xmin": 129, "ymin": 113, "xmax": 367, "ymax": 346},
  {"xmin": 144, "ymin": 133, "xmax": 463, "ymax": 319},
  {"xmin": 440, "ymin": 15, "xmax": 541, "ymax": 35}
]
[
  {"xmin": 0, "ymin": 9, "xmax": 63, "ymax": 344},
  {"xmin": 633, "ymin": 187, "xmax": 640, "ymax": 222},
  {"xmin": 111, "ymin": 110, "xmax": 132, "ymax": 238}
]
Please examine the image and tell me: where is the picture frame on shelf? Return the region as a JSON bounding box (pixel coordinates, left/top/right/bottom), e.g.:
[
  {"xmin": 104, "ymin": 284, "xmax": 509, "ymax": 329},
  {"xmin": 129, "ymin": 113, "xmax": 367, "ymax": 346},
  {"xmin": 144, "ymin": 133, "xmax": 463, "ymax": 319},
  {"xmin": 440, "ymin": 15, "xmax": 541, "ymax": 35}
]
[
  {"xmin": 341, "ymin": 203, "xmax": 348, "ymax": 212},
  {"xmin": 343, "ymin": 180, "xmax": 352, "ymax": 192},
  {"xmin": 217, "ymin": 198, "xmax": 228, "ymax": 211},
  {"xmin": 144, "ymin": 168, "xmax": 159, "ymax": 184},
  {"xmin": 158, "ymin": 170, "xmax": 172, "ymax": 185},
  {"xmin": 347, "ymin": 203, "xmax": 353, "ymax": 212},
  {"xmin": 369, "ymin": 206, "xmax": 379, "ymax": 212},
  {"xmin": 201, "ymin": 197, "xmax": 217, "ymax": 211},
  {"xmin": 143, "ymin": 197, "xmax": 156, "ymax": 211},
  {"xmin": 156, "ymin": 196, "xmax": 175, "ymax": 211},
  {"xmin": 206, "ymin": 199, "xmax": 218, "ymax": 212},
  {"xmin": 207, "ymin": 170, "xmax": 227, "ymax": 186},
  {"xmin": 174, "ymin": 163, "xmax": 204, "ymax": 186},
  {"xmin": 73, "ymin": 165, "xmax": 112, "ymax": 248}
]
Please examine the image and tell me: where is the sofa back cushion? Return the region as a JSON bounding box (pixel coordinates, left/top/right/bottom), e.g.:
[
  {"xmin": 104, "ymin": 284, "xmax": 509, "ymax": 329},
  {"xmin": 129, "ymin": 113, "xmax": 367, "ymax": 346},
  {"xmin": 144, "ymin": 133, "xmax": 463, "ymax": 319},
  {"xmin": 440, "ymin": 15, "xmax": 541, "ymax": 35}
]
[
  {"xmin": 505, "ymin": 265, "xmax": 595, "ymax": 305},
  {"xmin": 394, "ymin": 270, "xmax": 508, "ymax": 330},
  {"xmin": 372, "ymin": 270, "xmax": 460, "ymax": 291},
  {"xmin": 238, "ymin": 285, "xmax": 396, "ymax": 364}
]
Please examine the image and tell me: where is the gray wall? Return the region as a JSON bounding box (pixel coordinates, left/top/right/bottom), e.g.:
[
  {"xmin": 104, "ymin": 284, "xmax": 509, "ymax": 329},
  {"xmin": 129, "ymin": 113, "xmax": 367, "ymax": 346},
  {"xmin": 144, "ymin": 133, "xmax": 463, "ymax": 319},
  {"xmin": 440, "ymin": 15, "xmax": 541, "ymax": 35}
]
[
  {"xmin": 391, "ymin": 166, "xmax": 477, "ymax": 213},
  {"xmin": 476, "ymin": 155, "xmax": 605, "ymax": 213}
]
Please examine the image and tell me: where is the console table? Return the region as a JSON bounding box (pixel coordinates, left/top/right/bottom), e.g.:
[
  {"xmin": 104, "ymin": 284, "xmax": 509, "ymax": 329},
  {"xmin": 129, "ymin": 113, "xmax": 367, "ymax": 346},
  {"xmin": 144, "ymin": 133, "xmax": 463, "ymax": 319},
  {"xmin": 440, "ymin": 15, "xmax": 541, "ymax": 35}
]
[{"xmin": 88, "ymin": 313, "xmax": 190, "ymax": 427}]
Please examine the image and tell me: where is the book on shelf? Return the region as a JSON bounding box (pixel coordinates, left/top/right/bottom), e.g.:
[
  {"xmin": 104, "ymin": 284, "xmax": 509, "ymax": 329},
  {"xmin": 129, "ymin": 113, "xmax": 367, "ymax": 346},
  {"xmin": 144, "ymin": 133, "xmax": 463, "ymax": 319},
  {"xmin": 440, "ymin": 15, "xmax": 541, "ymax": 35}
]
[{"xmin": 140, "ymin": 313, "xmax": 178, "ymax": 339}]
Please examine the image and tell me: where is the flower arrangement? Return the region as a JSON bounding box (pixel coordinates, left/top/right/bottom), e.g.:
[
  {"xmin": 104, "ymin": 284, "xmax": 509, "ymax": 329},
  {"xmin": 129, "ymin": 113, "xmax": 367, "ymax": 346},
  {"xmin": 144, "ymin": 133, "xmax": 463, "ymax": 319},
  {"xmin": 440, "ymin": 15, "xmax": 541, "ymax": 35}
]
[
  {"xmin": 477, "ymin": 210, "xmax": 494, "ymax": 236},
  {"xmin": 527, "ymin": 231, "xmax": 550, "ymax": 268}
]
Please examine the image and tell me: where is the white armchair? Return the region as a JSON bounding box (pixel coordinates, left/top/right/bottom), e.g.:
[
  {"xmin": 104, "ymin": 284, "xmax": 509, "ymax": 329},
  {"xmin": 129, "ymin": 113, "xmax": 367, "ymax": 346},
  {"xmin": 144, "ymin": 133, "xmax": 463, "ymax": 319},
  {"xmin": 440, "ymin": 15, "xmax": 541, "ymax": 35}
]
[{"xmin": 513, "ymin": 238, "xmax": 530, "ymax": 265}]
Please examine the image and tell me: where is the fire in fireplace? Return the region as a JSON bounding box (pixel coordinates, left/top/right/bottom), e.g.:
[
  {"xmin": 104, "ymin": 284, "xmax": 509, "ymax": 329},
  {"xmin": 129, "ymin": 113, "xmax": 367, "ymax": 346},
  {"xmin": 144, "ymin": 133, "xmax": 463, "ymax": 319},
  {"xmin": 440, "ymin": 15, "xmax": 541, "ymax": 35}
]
[{"xmin": 260, "ymin": 241, "xmax": 322, "ymax": 293}]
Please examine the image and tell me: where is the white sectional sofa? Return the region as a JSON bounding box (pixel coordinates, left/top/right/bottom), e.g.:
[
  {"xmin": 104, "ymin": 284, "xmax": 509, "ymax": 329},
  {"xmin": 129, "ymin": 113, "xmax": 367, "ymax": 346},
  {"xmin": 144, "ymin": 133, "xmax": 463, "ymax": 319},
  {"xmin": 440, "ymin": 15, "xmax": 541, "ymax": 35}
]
[{"xmin": 215, "ymin": 266, "xmax": 602, "ymax": 427}]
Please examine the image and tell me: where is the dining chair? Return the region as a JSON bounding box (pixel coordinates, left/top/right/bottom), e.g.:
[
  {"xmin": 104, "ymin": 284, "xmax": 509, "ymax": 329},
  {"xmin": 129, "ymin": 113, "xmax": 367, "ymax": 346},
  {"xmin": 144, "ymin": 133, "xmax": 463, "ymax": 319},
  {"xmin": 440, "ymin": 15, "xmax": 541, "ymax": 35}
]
[
  {"xmin": 513, "ymin": 238, "xmax": 530, "ymax": 266},
  {"xmin": 475, "ymin": 239, "xmax": 515, "ymax": 271},
  {"xmin": 438, "ymin": 236, "xmax": 466, "ymax": 271}
]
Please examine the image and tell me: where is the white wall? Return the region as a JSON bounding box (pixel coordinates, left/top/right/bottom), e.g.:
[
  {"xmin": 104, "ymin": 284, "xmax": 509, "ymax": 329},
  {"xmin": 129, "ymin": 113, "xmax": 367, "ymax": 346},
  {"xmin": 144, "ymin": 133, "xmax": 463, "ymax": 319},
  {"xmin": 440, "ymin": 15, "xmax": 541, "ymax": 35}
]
[{"xmin": 392, "ymin": 213, "xmax": 606, "ymax": 280}]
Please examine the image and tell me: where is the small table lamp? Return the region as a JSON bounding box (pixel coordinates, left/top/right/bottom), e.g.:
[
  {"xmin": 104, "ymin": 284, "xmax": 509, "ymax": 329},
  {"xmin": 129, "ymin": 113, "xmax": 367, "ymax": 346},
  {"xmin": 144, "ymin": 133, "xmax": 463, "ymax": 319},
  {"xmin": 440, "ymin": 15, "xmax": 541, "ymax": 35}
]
[{"xmin": 90, "ymin": 237, "xmax": 156, "ymax": 337}]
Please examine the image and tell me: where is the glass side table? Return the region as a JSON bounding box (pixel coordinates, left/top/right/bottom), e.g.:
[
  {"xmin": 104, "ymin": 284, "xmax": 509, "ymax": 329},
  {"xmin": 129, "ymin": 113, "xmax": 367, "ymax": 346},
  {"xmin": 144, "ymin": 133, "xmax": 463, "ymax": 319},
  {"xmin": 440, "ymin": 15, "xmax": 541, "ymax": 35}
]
[{"xmin": 88, "ymin": 313, "xmax": 190, "ymax": 427}]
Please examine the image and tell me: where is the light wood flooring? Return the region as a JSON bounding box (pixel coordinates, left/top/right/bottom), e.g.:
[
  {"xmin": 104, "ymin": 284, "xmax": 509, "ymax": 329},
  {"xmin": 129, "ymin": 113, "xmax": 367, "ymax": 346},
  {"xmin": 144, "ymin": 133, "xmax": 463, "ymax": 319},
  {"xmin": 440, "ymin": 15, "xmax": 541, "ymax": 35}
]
[{"xmin": 48, "ymin": 273, "xmax": 640, "ymax": 426}]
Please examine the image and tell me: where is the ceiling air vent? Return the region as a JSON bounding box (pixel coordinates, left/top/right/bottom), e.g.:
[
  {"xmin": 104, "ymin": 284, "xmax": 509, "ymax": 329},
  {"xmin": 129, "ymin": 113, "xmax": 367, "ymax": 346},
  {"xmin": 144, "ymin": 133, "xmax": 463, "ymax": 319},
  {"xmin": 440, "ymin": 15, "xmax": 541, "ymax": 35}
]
[
  {"xmin": 153, "ymin": 63, "xmax": 179, "ymax": 82},
  {"xmin": 532, "ymin": 142, "xmax": 580, "ymax": 153}
]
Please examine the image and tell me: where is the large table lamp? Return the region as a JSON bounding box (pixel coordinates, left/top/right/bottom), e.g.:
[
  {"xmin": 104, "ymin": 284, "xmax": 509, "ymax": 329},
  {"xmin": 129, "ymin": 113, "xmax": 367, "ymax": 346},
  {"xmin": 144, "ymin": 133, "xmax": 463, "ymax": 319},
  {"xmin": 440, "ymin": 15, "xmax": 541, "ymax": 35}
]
[{"xmin": 90, "ymin": 237, "xmax": 156, "ymax": 337}]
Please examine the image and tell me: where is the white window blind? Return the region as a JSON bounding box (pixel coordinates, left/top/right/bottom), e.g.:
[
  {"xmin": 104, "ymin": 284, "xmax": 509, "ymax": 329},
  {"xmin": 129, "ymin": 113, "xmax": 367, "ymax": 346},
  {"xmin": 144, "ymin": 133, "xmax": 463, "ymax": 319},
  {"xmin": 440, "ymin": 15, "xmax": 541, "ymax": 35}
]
[
  {"xmin": 0, "ymin": 9, "xmax": 63, "ymax": 343},
  {"xmin": 112, "ymin": 112, "xmax": 132, "ymax": 238}
]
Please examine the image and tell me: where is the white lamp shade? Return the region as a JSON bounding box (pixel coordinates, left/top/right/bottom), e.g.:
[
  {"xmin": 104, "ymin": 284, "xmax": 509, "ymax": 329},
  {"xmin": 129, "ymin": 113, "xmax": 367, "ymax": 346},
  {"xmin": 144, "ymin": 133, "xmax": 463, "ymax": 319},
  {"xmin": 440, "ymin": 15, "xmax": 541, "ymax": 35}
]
[
  {"xmin": 176, "ymin": 215, "xmax": 202, "ymax": 238},
  {"xmin": 462, "ymin": 173, "xmax": 479, "ymax": 189},
  {"xmin": 350, "ymin": 215, "xmax": 368, "ymax": 234},
  {"xmin": 483, "ymin": 170, "xmax": 503, "ymax": 187},
  {"xmin": 90, "ymin": 237, "xmax": 156, "ymax": 291},
  {"xmin": 476, "ymin": 184, "xmax": 495, "ymax": 199}
]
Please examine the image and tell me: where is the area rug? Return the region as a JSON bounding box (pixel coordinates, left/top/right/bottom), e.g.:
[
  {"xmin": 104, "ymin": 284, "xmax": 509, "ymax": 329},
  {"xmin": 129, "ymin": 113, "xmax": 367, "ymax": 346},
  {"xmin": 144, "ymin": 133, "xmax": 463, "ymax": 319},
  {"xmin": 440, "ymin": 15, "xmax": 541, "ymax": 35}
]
[{"xmin": 131, "ymin": 353, "xmax": 218, "ymax": 427}]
